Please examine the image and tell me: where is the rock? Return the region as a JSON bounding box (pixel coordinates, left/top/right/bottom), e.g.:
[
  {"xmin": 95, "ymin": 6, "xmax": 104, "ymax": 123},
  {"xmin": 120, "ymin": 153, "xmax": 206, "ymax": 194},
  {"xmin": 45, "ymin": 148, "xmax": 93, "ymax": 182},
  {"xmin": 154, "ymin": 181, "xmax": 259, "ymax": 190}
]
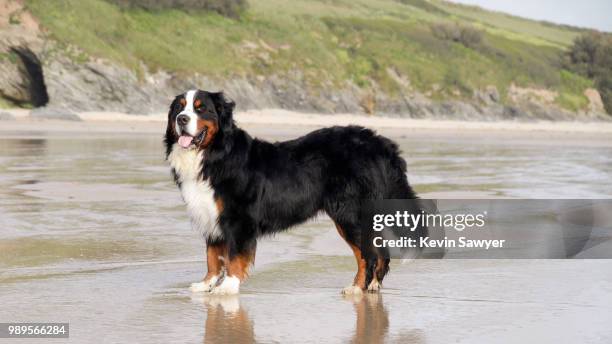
[
  {"xmin": 584, "ymin": 88, "xmax": 605, "ymax": 114},
  {"xmin": 0, "ymin": 52, "xmax": 29, "ymax": 104},
  {"xmin": 43, "ymin": 55, "xmax": 173, "ymax": 114},
  {"xmin": 2, "ymin": 29, "xmax": 607, "ymax": 120},
  {"xmin": 502, "ymin": 106, "xmax": 521, "ymax": 119},
  {"xmin": 0, "ymin": 111, "xmax": 15, "ymax": 120},
  {"xmin": 386, "ymin": 67, "xmax": 411, "ymax": 89},
  {"xmin": 486, "ymin": 85, "xmax": 500, "ymax": 103},
  {"xmin": 0, "ymin": 47, "xmax": 47, "ymax": 106},
  {"xmin": 474, "ymin": 85, "xmax": 500, "ymax": 105},
  {"xmin": 30, "ymin": 106, "xmax": 81, "ymax": 121},
  {"xmin": 0, "ymin": 0, "xmax": 46, "ymax": 107},
  {"xmin": 508, "ymin": 83, "xmax": 557, "ymax": 104},
  {"xmin": 359, "ymin": 92, "xmax": 376, "ymax": 115}
]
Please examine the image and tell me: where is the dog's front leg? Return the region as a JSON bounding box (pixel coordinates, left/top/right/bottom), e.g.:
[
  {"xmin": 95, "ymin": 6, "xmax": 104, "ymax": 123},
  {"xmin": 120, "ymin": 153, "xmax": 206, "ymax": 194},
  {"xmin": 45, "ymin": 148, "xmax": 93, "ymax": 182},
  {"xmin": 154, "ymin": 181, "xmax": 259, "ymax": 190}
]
[
  {"xmin": 190, "ymin": 239, "xmax": 227, "ymax": 292},
  {"xmin": 210, "ymin": 241, "xmax": 257, "ymax": 295}
]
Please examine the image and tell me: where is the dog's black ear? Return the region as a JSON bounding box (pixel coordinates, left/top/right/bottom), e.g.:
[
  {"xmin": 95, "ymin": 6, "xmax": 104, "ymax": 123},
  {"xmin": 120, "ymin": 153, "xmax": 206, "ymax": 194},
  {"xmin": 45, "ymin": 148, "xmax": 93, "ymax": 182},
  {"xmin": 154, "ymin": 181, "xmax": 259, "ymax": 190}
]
[
  {"xmin": 209, "ymin": 91, "xmax": 236, "ymax": 132},
  {"xmin": 164, "ymin": 96, "xmax": 181, "ymax": 157}
]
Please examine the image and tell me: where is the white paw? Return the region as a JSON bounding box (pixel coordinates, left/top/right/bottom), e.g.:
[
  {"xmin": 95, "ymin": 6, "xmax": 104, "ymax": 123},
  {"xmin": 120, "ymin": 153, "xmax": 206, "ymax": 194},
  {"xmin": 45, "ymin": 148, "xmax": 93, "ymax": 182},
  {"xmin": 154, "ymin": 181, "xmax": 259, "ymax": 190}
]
[
  {"xmin": 210, "ymin": 276, "xmax": 241, "ymax": 295},
  {"xmin": 189, "ymin": 275, "xmax": 219, "ymax": 293},
  {"xmin": 367, "ymin": 279, "xmax": 381, "ymax": 293},
  {"xmin": 205, "ymin": 295, "xmax": 240, "ymax": 313},
  {"xmin": 342, "ymin": 285, "xmax": 364, "ymax": 295}
]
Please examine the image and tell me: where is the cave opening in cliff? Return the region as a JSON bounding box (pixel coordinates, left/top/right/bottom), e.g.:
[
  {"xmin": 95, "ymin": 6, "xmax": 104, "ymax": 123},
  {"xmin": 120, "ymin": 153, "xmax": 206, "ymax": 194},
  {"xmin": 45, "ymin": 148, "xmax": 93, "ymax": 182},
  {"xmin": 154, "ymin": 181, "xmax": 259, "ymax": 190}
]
[{"xmin": 11, "ymin": 47, "xmax": 49, "ymax": 107}]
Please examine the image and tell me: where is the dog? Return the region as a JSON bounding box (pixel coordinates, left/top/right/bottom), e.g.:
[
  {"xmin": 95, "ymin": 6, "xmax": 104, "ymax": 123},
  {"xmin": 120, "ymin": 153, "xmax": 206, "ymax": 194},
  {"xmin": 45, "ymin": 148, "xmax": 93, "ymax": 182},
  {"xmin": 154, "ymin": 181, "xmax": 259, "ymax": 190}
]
[{"xmin": 165, "ymin": 89, "xmax": 417, "ymax": 295}]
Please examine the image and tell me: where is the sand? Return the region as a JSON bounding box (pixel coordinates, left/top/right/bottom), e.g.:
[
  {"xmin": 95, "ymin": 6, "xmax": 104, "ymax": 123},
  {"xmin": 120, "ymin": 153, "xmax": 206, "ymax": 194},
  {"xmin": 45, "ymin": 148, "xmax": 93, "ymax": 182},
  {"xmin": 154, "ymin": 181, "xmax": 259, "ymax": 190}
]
[
  {"xmin": 1, "ymin": 113, "xmax": 611, "ymax": 343},
  {"xmin": 2, "ymin": 108, "xmax": 612, "ymax": 137}
]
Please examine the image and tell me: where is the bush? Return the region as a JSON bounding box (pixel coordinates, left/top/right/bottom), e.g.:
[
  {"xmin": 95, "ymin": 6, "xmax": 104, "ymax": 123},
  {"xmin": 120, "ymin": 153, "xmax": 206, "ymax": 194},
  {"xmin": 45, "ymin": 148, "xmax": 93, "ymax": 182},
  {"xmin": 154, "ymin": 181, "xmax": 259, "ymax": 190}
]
[
  {"xmin": 430, "ymin": 22, "xmax": 482, "ymax": 48},
  {"xmin": 564, "ymin": 32, "xmax": 612, "ymax": 114},
  {"xmin": 565, "ymin": 32, "xmax": 602, "ymax": 78},
  {"xmin": 107, "ymin": 0, "xmax": 248, "ymax": 18},
  {"xmin": 597, "ymin": 73, "xmax": 612, "ymax": 114}
]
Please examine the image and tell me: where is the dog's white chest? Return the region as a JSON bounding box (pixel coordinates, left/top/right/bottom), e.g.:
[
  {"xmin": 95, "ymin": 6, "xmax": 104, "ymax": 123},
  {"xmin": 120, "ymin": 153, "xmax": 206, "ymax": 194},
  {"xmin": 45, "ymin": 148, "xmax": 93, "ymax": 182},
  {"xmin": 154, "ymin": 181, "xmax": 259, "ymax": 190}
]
[{"xmin": 167, "ymin": 144, "xmax": 221, "ymax": 240}]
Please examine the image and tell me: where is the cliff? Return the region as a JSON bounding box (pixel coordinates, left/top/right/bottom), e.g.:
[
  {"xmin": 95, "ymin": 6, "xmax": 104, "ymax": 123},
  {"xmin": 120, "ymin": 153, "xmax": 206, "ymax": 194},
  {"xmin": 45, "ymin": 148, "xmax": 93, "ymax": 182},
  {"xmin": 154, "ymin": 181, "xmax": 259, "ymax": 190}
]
[{"xmin": 0, "ymin": 0, "xmax": 608, "ymax": 120}]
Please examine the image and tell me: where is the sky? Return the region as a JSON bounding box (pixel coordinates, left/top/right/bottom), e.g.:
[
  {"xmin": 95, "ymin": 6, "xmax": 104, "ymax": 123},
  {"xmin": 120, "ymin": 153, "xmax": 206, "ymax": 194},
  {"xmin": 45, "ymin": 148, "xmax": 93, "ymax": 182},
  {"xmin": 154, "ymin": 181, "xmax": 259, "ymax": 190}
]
[{"xmin": 448, "ymin": 0, "xmax": 612, "ymax": 32}]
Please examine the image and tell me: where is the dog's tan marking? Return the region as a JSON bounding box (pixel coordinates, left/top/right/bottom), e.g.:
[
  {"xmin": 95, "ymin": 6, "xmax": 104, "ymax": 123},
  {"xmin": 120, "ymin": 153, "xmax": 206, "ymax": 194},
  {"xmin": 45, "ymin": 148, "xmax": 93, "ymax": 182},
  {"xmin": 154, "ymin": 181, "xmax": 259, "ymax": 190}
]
[
  {"xmin": 205, "ymin": 241, "xmax": 227, "ymax": 280},
  {"xmin": 215, "ymin": 198, "xmax": 224, "ymax": 213},
  {"xmin": 335, "ymin": 223, "xmax": 367, "ymax": 291},
  {"xmin": 226, "ymin": 249, "xmax": 256, "ymax": 281},
  {"xmin": 196, "ymin": 118, "xmax": 219, "ymax": 148}
]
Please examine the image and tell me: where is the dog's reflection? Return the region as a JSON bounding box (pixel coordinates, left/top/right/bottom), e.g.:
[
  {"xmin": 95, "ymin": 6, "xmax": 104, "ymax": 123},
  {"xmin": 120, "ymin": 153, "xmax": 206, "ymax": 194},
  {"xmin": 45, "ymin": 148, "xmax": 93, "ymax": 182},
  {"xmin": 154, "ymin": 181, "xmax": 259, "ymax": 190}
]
[
  {"xmin": 199, "ymin": 295, "xmax": 255, "ymax": 344},
  {"xmin": 344, "ymin": 293, "xmax": 389, "ymax": 344},
  {"xmin": 196, "ymin": 293, "xmax": 424, "ymax": 344},
  {"xmin": 343, "ymin": 293, "xmax": 425, "ymax": 344}
]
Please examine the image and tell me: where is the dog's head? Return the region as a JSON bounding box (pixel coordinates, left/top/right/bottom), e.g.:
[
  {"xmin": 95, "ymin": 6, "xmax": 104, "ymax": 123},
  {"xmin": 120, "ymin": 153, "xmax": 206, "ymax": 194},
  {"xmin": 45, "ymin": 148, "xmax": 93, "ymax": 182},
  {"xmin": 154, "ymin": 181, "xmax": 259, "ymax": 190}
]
[{"xmin": 165, "ymin": 89, "xmax": 235, "ymax": 152}]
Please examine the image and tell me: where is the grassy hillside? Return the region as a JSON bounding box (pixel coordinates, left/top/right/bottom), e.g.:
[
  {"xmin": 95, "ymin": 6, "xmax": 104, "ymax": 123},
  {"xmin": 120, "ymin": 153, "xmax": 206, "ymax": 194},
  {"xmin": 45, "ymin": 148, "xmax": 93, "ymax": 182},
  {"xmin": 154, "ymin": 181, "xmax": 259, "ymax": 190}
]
[{"xmin": 24, "ymin": 0, "xmax": 596, "ymax": 112}]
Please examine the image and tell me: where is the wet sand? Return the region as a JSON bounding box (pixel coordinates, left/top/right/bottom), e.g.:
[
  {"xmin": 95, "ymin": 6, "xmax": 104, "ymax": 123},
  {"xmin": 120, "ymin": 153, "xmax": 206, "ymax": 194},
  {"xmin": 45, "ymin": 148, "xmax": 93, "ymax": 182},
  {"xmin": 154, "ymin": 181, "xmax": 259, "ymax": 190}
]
[
  {"xmin": 3, "ymin": 107, "xmax": 612, "ymax": 136},
  {"xmin": 1, "ymin": 116, "xmax": 612, "ymax": 343}
]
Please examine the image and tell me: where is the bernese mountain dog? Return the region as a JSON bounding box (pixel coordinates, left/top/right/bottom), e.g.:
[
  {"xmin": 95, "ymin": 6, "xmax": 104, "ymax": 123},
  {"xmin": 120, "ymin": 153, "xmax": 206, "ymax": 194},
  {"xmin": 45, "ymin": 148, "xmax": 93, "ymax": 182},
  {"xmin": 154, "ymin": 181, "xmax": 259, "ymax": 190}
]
[{"xmin": 165, "ymin": 89, "xmax": 417, "ymax": 295}]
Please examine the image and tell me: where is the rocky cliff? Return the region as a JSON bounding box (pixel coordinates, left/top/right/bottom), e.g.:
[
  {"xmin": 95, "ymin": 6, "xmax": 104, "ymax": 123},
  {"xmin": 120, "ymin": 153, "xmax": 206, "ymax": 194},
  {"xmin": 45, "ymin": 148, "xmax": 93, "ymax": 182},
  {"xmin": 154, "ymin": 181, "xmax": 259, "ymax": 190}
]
[{"xmin": 0, "ymin": 0, "xmax": 608, "ymax": 120}]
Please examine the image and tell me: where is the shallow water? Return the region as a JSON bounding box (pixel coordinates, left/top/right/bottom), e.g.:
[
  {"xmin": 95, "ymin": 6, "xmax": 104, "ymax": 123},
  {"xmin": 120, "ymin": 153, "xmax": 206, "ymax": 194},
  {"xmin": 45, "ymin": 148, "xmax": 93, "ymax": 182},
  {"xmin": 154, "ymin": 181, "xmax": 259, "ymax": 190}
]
[{"xmin": 1, "ymin": 130, "xmax": 611, "ymax": 343}]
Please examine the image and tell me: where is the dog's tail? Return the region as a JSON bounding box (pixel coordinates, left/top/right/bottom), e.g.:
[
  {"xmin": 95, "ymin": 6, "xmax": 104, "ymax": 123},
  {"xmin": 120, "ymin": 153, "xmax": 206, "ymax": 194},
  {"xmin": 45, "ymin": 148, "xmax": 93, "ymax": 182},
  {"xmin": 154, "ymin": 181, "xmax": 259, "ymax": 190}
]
[{"xmin": 388, "ymin": 138, "xmax": 447, "ymax": 259}]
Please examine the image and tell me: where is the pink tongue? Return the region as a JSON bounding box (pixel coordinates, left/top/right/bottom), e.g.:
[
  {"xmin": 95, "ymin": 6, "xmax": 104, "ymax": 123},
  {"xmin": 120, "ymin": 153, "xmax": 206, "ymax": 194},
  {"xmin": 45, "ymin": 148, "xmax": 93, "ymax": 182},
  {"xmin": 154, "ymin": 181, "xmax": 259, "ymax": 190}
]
[{"xmin": 178, "ymin": 135, "xmax": 194, "ymax": 148}]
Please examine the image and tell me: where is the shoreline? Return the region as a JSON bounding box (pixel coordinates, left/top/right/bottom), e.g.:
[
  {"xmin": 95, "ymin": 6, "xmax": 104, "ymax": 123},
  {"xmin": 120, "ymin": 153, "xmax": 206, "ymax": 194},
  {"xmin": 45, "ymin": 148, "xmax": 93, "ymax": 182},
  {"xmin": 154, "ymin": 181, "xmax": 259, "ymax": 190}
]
[{"xmin": 1, "ymin": 109, "xmax": 612, "ymax": 145}]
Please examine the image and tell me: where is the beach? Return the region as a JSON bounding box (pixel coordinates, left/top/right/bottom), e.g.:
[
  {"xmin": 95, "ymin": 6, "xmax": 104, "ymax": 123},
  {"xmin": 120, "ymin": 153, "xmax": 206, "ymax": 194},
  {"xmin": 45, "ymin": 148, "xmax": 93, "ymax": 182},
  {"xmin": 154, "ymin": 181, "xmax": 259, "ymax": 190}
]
[{"xmin": 1, "ymin": 111, "xmax": 611, "ymax": 343}]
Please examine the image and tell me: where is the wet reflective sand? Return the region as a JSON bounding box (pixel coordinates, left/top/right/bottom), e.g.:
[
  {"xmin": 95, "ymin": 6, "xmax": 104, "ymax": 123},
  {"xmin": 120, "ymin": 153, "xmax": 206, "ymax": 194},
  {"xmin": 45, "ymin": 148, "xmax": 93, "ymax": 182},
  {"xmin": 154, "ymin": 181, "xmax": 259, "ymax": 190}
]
[{"xmin": 1, "ymin": 126, "xmax": 611, "ymax": 343}]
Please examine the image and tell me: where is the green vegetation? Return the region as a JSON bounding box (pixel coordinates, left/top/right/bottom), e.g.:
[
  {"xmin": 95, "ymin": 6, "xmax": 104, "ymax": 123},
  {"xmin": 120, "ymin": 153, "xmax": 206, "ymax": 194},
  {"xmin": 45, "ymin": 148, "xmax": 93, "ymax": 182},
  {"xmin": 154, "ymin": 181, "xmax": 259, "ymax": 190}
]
[
  {"xmin": 9, "ymin": 11, "xmax": 22, "ymax": 25},
  {"xmin": 556, "ymin": 70, "xmax": 592, "ymax": 111},
  {"xmin": 430, "ymin": 22, "xmax": 483, "ymax": 49},
  {"xmin": 22, "ymin": 0, "xmax": 603, "ymax": 113},
  {"xmin": 0, "ymin": 97, "xmax": 15, "ymax": 109},
  {"xmin": 431, "ymin": 0, "xmax": 584, "ymax": 47},
  {"xmin": 564, "ymin": 32, "xmax": 612, "ymax": 114},
  {"xmin": 0, "ymin": 51, "xmax": 19, "ymax": 64},
  {"xmin": 107, "ymin": 0, "xmax": 247, "ymax": 19}
]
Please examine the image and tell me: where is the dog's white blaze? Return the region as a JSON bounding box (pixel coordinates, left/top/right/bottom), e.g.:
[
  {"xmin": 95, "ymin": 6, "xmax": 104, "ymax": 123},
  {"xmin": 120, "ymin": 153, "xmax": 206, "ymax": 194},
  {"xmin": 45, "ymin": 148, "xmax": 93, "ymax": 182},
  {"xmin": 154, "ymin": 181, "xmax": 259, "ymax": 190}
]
[
  {"xmin": 210, "ymin": 276, "xmax": 241, "ymax": 295},
  {"xmin": 167, "ymin": 143, "xmax": 221, "ymax": 240},
  {"xmin": 177, "ymin": 89, "xmax": 198, "ymax": 136}
]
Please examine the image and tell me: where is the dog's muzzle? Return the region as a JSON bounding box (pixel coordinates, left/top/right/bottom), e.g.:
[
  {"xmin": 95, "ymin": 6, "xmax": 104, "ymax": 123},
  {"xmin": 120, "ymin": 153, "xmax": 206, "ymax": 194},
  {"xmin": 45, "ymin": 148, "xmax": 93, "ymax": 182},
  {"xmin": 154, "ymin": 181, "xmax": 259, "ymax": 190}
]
[{"xmin": 178, "ymin": 128, "xmax": 207, "ymax": 149}]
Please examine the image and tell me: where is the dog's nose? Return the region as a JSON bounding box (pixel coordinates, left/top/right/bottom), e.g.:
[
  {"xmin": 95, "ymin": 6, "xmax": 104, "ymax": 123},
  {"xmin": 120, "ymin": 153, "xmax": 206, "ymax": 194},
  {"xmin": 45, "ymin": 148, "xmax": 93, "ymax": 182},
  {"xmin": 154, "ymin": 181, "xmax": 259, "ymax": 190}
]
[{"xmin": 177, "ymin": 114, "xmax": 190, "ymax": 126}]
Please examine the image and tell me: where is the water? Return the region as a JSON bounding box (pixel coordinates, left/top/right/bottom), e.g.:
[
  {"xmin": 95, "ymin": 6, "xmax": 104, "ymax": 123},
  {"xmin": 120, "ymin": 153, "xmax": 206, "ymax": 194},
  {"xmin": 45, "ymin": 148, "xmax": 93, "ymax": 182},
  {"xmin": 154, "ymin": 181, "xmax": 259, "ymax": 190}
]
[{"xmin": 1, "ymin": 128, "xmax": 611, "ymax": 343}]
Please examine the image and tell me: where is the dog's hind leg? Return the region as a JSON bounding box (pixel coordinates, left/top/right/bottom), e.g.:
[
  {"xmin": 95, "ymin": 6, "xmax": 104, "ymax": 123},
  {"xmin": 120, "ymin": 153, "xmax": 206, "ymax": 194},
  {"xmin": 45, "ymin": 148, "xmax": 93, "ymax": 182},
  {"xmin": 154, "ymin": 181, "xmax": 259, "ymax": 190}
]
[
  {"xmin": 332, "ymin": 219, "xmax": 390, "ymax": 294},
  {"xmin": 333, "ymin": 222, "xmax": 370, "ymax": 295},
  {"xmin": 367, "ymin": 258, "xmax": 390, "ymax": 293},
  {"xmin": 191, "ymin": 239, "xmax": 227, "ymax": 292}
]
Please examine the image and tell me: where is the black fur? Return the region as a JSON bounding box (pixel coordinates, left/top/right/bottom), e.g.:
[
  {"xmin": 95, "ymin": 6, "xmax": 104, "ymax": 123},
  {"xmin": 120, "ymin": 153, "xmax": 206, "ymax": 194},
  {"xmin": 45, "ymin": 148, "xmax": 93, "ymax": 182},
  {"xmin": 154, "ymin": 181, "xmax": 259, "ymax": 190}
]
[{"xmin": 166, "ymin": 90, "xmax": 417, "ymax": 288}]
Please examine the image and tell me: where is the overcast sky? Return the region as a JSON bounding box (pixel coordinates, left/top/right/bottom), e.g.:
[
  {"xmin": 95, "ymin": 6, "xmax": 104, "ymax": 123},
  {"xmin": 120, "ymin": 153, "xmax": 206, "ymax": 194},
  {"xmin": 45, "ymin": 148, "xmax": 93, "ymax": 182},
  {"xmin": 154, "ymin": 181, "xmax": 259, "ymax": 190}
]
[{"xmin": 448, "ymin": 0, "xmax": 611, "ymax": 32}]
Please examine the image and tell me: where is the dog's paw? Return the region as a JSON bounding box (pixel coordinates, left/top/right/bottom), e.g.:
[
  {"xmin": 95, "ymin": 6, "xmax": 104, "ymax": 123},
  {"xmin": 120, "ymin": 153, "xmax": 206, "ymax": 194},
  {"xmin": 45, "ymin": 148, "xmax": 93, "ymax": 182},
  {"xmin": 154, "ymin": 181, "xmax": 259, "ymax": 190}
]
[
  {"xmin": 210, "ymin": 276, "xmax": 241, "ymax": 295},
  {"xmin": 204, "ymin": 295, "xmax": 241, "ymax": 313},
  {"xmin": 341, "ymin": 285, "xmax": 364, "ymax": 295},
  {"xmin": 190, "ymin": 275, "xmax": 219, "ymax": 293},
  {"xmin": 367, "ymin": 279, "xmax": 381, "ymax": 293}
]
